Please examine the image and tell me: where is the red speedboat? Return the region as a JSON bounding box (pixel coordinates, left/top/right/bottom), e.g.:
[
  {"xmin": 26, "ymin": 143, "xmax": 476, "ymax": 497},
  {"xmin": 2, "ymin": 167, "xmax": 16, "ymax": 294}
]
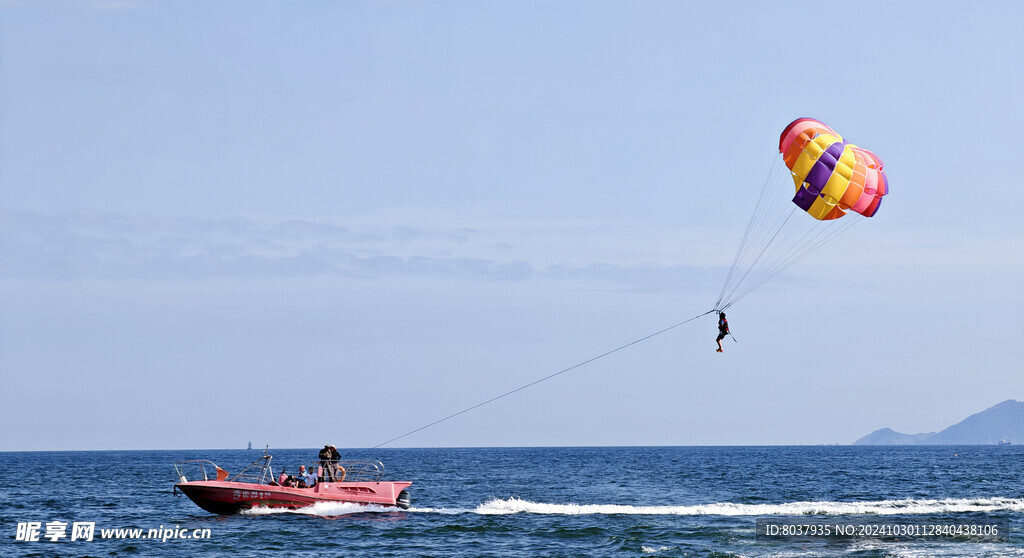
[{"xmin": 173, "ymin": 450, "xmax": 411, "ymax": 514}]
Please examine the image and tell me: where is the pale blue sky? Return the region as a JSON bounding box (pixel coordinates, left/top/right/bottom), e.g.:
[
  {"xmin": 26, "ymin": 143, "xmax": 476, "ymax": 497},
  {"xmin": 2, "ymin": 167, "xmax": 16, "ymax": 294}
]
[{"xmin": 2, "ymin": 1, "xmax": 1022, "ymax": 450}]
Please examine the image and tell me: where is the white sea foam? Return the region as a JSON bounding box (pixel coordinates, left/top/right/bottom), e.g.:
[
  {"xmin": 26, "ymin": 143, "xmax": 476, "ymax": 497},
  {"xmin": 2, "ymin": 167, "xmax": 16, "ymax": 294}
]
[
  {"xmin": 238, "ymin": 496, "xmax": 1024, "ymax": 518},
  {"xmin": 241, "ymin": 501, "xmax": 405, "ymax": 516},
  {"xmin": 473, "ymin": 496, "xmax": 1024, "ymax": 516}
]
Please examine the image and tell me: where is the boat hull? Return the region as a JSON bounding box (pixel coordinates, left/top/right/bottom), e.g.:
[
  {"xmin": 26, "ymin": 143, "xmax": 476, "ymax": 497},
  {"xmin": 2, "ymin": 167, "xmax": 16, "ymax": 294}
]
[{"xmin": 175, "ymin": 480, "xmax": 413, "ymax": 515}]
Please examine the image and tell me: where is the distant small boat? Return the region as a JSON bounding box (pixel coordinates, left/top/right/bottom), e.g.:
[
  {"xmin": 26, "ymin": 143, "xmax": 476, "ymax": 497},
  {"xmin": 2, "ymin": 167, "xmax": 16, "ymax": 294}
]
[
  {"xmin": 173, "ymin": 449, "xmax": 411, "ymax": 514},
  {"xmin": 999, "ymin": 438, "xmax": 1011, "ymax": 445},
  {"xmin": 247, "ymin": 441, "xmax": 252, "ymax": 450}
]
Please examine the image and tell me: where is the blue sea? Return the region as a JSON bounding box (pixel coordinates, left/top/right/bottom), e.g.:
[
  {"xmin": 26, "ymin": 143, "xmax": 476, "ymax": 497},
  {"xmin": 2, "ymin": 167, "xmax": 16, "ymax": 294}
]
[{"xmin": 2, "ymin": 446, "xmax": 1023, "ymax": 557}]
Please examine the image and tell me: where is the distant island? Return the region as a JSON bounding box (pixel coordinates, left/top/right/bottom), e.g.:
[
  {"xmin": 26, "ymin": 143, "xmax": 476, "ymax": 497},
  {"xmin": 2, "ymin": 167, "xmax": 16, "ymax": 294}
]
[{"xmin": 854, "ymin": 399, "xmax": 1024, "ymax": 445}]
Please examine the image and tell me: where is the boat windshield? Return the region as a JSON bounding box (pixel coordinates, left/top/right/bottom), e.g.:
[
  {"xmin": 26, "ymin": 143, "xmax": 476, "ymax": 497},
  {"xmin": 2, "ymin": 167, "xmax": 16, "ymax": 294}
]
[
  {"xmin": 228, "ymin": 454, "xmax": 275, "ymax": 484},
  {"xmin": 173, "ymin": 452, "xmax": 275, "ymax": 485}
]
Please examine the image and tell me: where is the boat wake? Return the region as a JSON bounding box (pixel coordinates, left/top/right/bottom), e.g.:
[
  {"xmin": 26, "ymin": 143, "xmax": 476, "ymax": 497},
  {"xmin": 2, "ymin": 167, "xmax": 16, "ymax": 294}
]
[
  {"xmin": 241, "ymin": 501, "xmax": 406, "ymax": 516},
  {"xmin": 468, "ymin": 496, "xmax": 1024, "ymax": 516},
  {"xmin": 238, "ymin": 496, "xmax": 1024, "ymax": 517}
]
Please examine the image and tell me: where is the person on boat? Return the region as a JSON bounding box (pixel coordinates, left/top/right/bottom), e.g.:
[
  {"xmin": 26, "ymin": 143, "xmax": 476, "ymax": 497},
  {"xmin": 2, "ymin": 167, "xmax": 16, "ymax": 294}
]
[
  {"xmin": 715, "ymin": 312, "xmax": 729, "ymax": 353},
  {"xmin": 329, "ymin": 445, "xmax": 347, "ymax": 482},
  {"xmin": 319, "ymin": 444, "xmax": 342, "ymax": 481},
  {"xmin": 299, "ymin": 465, "xmax": 317, "ymax": 487},
  {"xmin": 318, "ymin": 445, "xmax": 334, "ymax": 480}
]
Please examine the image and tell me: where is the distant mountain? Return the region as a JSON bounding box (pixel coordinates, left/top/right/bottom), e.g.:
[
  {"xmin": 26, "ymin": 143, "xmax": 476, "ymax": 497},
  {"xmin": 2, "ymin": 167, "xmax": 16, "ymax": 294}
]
[
  {"xmin": 853, "ymin": 400, "xmax": 1024, "ymax": 445},
  {"xmin": 855, "ymin": 428, "xmax": 935, "ymax": 445}
]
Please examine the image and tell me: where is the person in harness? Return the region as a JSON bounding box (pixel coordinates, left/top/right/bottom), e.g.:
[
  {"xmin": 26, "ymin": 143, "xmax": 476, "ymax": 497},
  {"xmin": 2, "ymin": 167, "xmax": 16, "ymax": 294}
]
[{"xmin": 715, "ymin": 312, "xmax": 729, "ymax": 353}]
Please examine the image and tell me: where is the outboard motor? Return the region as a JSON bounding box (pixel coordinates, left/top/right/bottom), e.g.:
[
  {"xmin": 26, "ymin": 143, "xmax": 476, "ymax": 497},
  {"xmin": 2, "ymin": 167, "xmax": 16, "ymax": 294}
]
[{"xmin": 396, "ymin": 490, "xmax": 411, "ymax": 510}]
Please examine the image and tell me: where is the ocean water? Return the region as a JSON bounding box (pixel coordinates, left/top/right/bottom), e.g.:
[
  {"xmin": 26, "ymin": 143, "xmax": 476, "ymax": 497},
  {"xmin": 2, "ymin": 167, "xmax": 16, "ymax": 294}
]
[{"xmin": 2, "ymin": 446, "xmax": 1023, "ymax": 557}]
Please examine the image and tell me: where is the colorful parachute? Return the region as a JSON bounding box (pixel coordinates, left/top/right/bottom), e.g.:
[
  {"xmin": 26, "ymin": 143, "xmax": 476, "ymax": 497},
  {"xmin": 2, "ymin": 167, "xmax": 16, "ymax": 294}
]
[
  {"xmin": 779, "ymin": 118, "xmax": 888, "ymax": 221},
  {"xmin": 713, "ymin": 117, "xmax": 890, "ymax": 311}
]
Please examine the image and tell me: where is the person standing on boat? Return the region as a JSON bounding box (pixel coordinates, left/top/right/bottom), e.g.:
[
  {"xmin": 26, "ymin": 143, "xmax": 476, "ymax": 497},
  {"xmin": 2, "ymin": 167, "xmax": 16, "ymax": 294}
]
[
  {"xmin": 328, "ymin": 445, "xmax": 343, "ymax": 481},
  {"xmin": 318, "ymin": 445, "xmax": 335, "ymax": 481}
]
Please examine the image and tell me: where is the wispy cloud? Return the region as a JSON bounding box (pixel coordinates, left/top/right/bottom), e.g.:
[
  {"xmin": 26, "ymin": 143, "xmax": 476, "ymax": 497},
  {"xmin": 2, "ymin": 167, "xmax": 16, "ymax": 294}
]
[
  {"xmin": 84, "ymin": 0, "xmax": 142, "ymax": 11},
  {"xmin": 7, "ymin": 210, "xmax": 1008, "ymax": 300},
  {"xmin": 0, "ymin": 211, "xmax": 720, "ymax": 292}
]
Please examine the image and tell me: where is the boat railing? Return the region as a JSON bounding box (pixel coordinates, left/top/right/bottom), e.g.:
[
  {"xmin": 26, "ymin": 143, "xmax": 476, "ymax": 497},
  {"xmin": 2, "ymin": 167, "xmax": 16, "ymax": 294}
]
[
  {"xmin": 173, "ymin": 450, "xmax": 276, "ymax": 485},
  {"xmin": 311, "ymin": 460, "xmax": 388, "ymax": 482},
  {"xmin": 173, "ymin": 452, "xmax": 389, "ymax": 486},
  {"xmin": 229, "ymin": 453, "xmax": 275, "ymax": 484},
  {"xmin": 173, "ymin": 459, "xmax": 221, "ymax": 484}
]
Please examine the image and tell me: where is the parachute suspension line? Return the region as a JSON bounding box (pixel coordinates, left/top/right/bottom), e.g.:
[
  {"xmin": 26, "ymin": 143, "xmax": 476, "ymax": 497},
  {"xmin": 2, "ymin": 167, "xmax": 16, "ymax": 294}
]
[
  {"xmin": 371, "ymin": 309, "xmax": 717, "ymax": 449},
  {"xmin": 715, "ymin": 155, "xmax": 785, "ymax": 311},
  {"xmin": 717, "ymin": 207, "xmax": 798, "ymax": 308},
  {"xmin": 715, "ymin": 154, "xmax": 866, "ymax": 312},
  {"xmin": 715, "ymin": 155, "xmax": 791, "ymax": 311},
  {"xmin": 725, "ymin": 215, "xmax": 864, "ymax": 308},
  {"xmin": 716, "ymin": 157, "xmax": 794, "ymax": 310},
  {"xmin": 727, "ymin": 206, "xmax": 827, "ymax": 302},
  {"xmin": 726, "ymin": 166, "xmax": 794, "ymax": 305}
]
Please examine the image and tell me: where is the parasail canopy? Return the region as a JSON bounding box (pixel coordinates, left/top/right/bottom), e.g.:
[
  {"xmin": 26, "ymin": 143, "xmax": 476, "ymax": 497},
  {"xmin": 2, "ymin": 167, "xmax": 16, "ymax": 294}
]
[
  {"xmin": 713, "ymin": 117, "xmax": 890, "ymax": 311},
  {"xmin": 779, "ymin": 118, "xmax": 889, "ymax": 221}
]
